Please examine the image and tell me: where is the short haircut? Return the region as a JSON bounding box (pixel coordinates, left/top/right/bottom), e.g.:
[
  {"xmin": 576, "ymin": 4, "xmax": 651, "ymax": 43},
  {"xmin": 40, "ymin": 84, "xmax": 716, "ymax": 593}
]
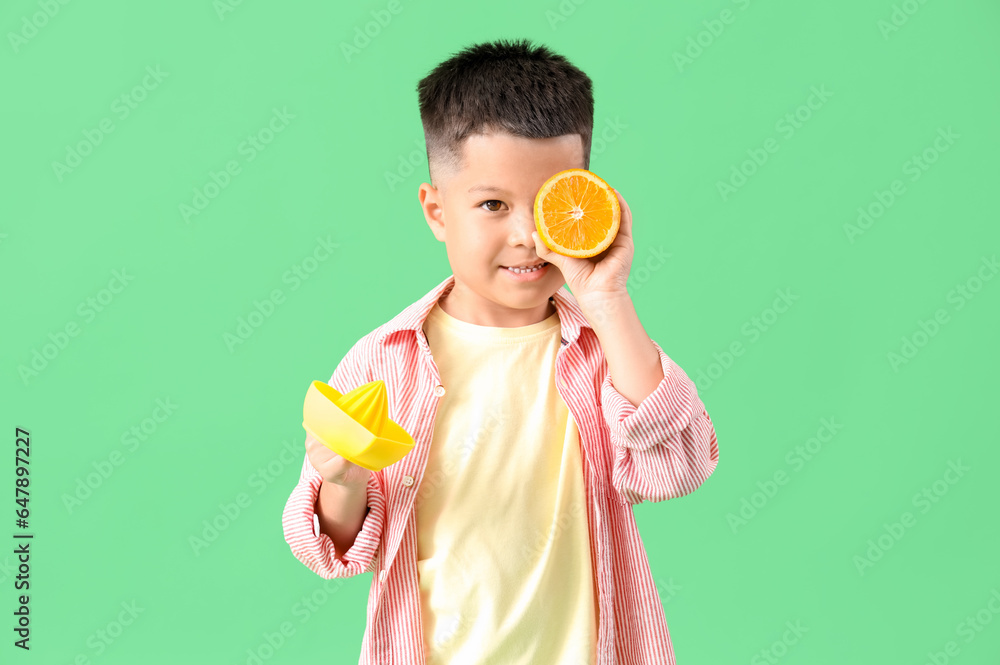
[{"xmin": 416, "ymin": 37, "xmax": 594, "ymax": 188}]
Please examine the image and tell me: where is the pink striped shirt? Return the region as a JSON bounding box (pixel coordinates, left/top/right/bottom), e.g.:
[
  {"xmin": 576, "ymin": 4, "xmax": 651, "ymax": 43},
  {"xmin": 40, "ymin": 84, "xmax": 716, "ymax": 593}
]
[{"xmin": 282, "ymin": 274, "xmax": 719, "ymax": 664}]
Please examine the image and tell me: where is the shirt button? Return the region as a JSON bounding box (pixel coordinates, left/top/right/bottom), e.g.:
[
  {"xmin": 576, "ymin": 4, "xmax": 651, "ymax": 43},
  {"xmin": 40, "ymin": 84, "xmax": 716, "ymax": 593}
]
[
  {"xmin": 379, "ymin": 570, "xmax": 387, "ymax": 582},
  {"xmin": 434, "ymin": 384, "xmax": 446, "ymax": 396},
  {"xmin": 402, "ymin": 475, "xmax": 414, "ymax": 486}
]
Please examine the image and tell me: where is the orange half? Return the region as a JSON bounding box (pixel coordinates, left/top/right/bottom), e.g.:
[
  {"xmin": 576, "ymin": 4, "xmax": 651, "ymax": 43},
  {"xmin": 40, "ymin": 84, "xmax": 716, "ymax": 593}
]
[{"xmin": 534, "ymin": 168, "xmax": 620, "ymax": 258}]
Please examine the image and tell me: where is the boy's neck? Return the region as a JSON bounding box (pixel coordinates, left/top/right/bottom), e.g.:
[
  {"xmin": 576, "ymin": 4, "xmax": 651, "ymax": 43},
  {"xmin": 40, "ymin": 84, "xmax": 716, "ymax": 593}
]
[{"xmin": 438, "ymin": 288, "xmax": 556, "ymax": 328}]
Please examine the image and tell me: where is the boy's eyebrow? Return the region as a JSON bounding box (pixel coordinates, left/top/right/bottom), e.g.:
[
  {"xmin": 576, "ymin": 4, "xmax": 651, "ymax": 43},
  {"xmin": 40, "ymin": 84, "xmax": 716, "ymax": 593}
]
[{"xmin": 467, "ymin": 184, "xmax": 510, "ymax": 195}]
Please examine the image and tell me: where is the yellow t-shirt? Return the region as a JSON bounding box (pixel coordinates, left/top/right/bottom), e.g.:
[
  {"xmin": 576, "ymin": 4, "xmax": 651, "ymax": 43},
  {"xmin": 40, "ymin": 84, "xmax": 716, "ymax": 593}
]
[{"xmin": 416, "ymin": 301, "xmax": 597, "ymax": 665}]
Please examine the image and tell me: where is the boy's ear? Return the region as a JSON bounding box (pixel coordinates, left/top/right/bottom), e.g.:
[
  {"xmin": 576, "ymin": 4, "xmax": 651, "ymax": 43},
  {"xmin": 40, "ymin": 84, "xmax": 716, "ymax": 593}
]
[{"xmin": 418, "ymin": 182, "xmax": 446, "ymax": 242}]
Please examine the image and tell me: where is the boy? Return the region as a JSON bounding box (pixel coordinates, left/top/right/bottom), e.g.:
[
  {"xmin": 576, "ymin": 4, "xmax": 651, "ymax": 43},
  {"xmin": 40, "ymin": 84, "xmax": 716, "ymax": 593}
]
[{"xmin": 282, "ymin": 38, "xmax": 719, "ymax": 665}]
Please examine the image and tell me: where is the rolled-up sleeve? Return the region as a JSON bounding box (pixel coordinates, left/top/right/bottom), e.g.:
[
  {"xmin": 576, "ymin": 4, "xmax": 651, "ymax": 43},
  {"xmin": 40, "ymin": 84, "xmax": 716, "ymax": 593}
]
[
  {"xmin": 281, "ymin": 336, "xmax": 387, "ymax": 577},
  {"xmin": 281, "ymin": 457, "xmax": 386, "ymax": 578},
  {"xmin": 600, "ymin": 338, "xmax": 719, "ymax": 505}
]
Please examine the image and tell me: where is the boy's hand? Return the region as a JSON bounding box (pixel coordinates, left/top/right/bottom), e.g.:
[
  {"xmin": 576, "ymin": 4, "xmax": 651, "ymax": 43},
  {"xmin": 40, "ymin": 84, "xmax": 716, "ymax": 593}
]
[
  {"xmin": 532, "ymin": 188, "xmax": 634, "ymax": 308},
  {"xmin": 304, "ymin": 432, "xmax": 372, "ymax": 488}
]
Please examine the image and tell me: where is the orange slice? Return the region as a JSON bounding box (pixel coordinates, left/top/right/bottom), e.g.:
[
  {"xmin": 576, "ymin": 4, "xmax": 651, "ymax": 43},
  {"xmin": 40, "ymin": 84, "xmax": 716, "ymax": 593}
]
[{"xmin": 534, "ymin": 168, "xmax": 620, "ymax": 258}]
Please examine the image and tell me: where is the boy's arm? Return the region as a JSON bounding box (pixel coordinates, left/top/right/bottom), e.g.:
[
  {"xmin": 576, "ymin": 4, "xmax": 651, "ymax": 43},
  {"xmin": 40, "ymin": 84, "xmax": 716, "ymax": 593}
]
[
  {"xmin": 282, "ymin": 455, "xmax": 386, "ymax": 578},
  {"xmin": 580, "ymin": 292, "xmax": 719, "ymax": 505},
  {"xmin": 599, "ymin": 337, "xmax": 719, "ymax": 505},
  {"xmin": 281, "ymin": 337, "xmax": 387, "ymax": 578}
]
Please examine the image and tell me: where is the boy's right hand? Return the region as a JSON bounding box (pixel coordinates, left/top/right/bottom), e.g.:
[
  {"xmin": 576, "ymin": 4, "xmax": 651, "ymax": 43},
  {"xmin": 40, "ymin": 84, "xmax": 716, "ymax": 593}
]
[{"xmin": 304, "ymin": 432, "xmax": 373, "ymax": 489}]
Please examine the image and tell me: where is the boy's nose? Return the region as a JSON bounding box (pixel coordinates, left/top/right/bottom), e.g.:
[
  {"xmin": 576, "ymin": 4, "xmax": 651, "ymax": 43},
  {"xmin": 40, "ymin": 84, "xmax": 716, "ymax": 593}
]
[{"xmin": 507, "ymin": 211, "xmax": 537, "ymax": 246}]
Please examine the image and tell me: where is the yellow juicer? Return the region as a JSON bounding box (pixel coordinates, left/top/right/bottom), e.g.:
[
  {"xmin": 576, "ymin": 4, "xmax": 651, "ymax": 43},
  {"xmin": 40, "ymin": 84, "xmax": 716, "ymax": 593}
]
[{"xmin": 302, "ymin": 379, "xmax": 415, "ymax": 472}]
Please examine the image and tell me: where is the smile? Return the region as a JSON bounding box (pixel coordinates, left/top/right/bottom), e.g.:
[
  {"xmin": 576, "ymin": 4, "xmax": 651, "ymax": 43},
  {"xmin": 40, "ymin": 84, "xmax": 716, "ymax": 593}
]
[
  {"xmin": 499, "ymin": 261, "xmax": 551, "ymax": 282},
  {"xmin": 501, "ymin": 262, "xmax": 549, "ymax": 274}
]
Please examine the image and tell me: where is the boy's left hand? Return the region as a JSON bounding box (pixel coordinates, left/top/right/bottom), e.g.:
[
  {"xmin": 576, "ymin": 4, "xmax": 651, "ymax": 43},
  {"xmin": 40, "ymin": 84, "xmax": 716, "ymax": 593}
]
[{"xmin": 532, "ymin": 188, "xmax": 634, "ymax": 305}]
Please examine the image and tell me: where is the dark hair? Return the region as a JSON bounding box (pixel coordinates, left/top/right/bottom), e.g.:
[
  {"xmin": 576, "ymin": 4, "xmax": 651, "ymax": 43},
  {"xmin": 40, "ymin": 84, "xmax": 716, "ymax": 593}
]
[{"xmin": 416, "ymin": 38, "xmax": 594, "ymax": 188}]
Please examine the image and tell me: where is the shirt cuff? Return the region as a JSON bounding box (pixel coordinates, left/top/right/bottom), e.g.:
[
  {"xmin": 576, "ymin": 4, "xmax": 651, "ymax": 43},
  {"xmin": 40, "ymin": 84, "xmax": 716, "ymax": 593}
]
[{"xmin": 601, "ymin": 338, "xmax": 698, "ymax": 452}]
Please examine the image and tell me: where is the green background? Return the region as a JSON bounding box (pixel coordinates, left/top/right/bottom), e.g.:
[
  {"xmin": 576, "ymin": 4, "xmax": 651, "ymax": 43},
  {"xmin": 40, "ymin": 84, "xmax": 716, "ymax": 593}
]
[{"xmin": 2, "ymin": 0, "xmax": 998, "ymax": 663}]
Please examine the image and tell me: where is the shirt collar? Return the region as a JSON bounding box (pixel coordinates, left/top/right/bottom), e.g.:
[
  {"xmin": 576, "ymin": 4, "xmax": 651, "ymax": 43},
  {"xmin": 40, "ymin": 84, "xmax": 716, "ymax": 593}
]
[{"xmin": 374, "ymin": 273, "xmax": 592, "ymax": 348}]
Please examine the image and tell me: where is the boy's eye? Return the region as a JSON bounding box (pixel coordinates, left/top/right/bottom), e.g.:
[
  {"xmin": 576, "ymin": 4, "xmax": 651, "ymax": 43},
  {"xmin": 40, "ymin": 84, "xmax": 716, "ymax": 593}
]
[{"xmin": 479, "ymin": 200, "xmax": 504, "ymax": 212}]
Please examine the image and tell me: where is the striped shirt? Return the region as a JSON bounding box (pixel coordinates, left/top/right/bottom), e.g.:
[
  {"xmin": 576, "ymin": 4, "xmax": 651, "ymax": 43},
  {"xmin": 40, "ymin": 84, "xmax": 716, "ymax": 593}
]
[{"xmin": 282, "ymin": 274, "xmax": 719, "ymax": 664}]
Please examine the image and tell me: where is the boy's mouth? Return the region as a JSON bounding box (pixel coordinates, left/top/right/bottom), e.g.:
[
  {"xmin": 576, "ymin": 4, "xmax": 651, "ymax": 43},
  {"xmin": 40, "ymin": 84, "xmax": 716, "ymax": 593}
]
[{"xmin": 500, "ymin": 261, "xmax": 549, "ymax": 274}]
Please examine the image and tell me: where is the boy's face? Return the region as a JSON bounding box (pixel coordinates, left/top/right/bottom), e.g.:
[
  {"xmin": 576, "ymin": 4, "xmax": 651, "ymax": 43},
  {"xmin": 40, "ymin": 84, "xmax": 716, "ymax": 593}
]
[{"xmin": 418, "ymin": 130, "xmax": 585, "ymax": 327}]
